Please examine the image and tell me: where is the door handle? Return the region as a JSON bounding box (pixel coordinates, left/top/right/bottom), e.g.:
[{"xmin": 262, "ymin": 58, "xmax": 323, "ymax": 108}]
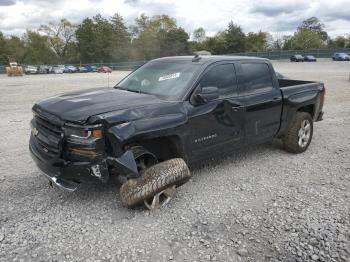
[
  {"xmin": 272, "ymin": 97, "xmax": 281, "ymax": 104},
  {"xmin": 231, "ymin": 105, "xmax": 243, "ymax": 112}
]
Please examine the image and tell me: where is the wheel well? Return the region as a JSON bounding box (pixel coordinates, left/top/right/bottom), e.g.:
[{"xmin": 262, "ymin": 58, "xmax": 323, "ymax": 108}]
[
  {"xmin": 297, "ymin": 105, "xmax": 315, "ymax": 118},
  {"xmin": 130, "ymin": 136, "xmax": 185, "ymax": 162}
]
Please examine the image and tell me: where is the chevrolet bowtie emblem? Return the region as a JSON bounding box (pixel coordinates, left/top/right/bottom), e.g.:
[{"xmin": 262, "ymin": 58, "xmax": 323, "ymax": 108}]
[{"xmin": 32, "ymin": 127, "xmax": 39, "ymax": 136}]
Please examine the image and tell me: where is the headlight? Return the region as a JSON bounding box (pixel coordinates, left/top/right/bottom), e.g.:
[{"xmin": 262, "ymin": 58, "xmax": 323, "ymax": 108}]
[{"xmin": 63, "ymin": 124, "xmax": 103, "ymax": 145}]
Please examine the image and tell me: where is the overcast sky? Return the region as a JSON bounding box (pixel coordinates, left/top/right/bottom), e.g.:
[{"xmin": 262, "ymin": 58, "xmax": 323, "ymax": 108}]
[{"xmin": 0, "ymin": 0, "xmax": 349, "ymax": 38}]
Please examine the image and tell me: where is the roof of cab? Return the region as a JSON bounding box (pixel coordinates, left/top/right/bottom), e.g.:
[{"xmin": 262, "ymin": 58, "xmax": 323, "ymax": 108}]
[{"xmin": 152, "ymin": 55, "xmax": 269, "ymax": 65}]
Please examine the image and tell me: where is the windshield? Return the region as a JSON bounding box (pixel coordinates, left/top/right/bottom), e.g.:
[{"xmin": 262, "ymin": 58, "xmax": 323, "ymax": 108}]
[{"xmin": 116, "ymin": 59, "xmax": 201, "ymax": 100}]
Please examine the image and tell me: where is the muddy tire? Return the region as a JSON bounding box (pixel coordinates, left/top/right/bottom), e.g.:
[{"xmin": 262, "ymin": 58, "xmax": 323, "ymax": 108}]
[
  {"xmin": 120, "ymin": 158, "xmax": 191, "ymax": 207},
  {"xmin": 283, "ymin": 112, "xmax": 313, "ymax": 153}
]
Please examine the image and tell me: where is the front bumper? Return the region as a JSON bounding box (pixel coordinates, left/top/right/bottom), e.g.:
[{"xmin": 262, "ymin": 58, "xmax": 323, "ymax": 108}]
[
  {"xmin": 30, "ymin": 133, "xmax": 140, "ymax": 192},
  {"xmin": 29, "ymin": 135, "xmax": 108, "ymax": 192}
]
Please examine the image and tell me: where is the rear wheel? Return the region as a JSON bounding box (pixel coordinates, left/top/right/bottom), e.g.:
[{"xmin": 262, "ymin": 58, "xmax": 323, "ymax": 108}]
[
  {"xmin": 283, "ymin": 112, "xmax": 313, "ymax": 153},
  {"xmin": 120, "ymin": 158, "xmax": 191, "ymax": 209}
]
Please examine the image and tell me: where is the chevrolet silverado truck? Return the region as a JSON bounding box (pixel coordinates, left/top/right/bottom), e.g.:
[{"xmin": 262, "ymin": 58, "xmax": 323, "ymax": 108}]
[{"xmin": 30, "ymin": 56, "xmax": 325, "ymax": 209}]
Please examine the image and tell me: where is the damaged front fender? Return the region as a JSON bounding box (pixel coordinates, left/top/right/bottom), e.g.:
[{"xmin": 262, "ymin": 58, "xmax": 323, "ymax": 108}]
[
  {"xmin": 108, "ymin": 113, "xmax": 187, "ymax": 142},
  {"xmin": 89, "ymin": 102, "xmax": 189, "ymax": 179},
  {"xmin": 107, "ymin": 150, "xmax": 138, "ymax": 177}
]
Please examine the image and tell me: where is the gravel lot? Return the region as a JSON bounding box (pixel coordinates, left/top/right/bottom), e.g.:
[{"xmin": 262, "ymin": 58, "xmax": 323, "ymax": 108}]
[{"xmin": 0, "ymin": 59, "xmax": 349, "ymax": 262}]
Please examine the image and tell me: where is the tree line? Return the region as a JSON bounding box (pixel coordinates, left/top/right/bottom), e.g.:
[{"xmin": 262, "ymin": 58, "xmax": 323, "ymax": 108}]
[{"xmin": 0, "ymin": 15, "xmax": 349, "ymax": 65}]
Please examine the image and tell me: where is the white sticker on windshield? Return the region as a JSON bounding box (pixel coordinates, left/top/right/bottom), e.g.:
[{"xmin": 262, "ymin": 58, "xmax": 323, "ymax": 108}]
[{"xmin": 158, "ymin": 72, "xmax": 180, "ymax": 82}]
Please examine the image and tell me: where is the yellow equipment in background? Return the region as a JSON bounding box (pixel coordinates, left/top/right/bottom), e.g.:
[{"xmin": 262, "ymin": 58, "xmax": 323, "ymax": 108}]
[{"xmin": 6, "ymin": 62, "xmax": 23, "ymax": 76}]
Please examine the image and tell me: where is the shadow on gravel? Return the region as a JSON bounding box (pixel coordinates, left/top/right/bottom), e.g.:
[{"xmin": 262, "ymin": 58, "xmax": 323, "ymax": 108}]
[{"xmin": 189, "ymin": 139, "xmax": 284, "ymax": 173}]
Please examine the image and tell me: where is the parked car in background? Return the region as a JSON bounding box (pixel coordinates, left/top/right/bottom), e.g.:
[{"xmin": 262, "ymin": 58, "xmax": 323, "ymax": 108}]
[
  {"xmin": 37, "ymin": 65, "xmax": 51, "ymax": 74},
  {"xmin": 290, "ymin": 55, "xmax": 304, "ymax": 62},
  {"xmin": 24, "ymin": 65, "xmax": 38, "ymax": 74},
  {"xmin": 332, "ymin": 53, "xmax": 350, "ymax": 61},
  {"xmin": 64, "ymin": 65, "xmax": 78, "ymax": 73},
  {"xmin": 97, "ymin": 66, "xmax": 112, "ymax": 73},
  {"xmin": 276, "ymin": 72, "xmax": 289, "ymax": 79},
  {"xmin": 85, "ymin": 65, "xmax": 97, "ymax": 72},
  {"xmin": 304, "ymin": 55, "xmax": 317, "ymax": 62},
  {"xmin": 56, "ymin": 65, "xmax": 65, "ymax": 72},
  {"xmin": 78, "ymin": 66, "xmax": 88, "ymax": 73},
  {"xmin": 52, "ymin": 66, "xmax": 64, "ymax": 74}
]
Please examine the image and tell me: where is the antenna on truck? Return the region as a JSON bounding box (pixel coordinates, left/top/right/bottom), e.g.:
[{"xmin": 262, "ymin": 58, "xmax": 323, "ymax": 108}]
[{"xmin": 192, "ymin": 54, "xmax": 201, "ymax": 62}]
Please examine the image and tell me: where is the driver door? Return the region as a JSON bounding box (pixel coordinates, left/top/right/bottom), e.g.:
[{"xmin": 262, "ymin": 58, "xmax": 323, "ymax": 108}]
[{"xmin": 184, "ymin": 62, "xmax": 245, "ymax": 162}]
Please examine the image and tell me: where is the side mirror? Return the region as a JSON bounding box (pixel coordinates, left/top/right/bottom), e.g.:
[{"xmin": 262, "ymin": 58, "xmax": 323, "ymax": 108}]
[{"xmin": 192, "ymin": 86, "xmax": 219, "ymax": 105}]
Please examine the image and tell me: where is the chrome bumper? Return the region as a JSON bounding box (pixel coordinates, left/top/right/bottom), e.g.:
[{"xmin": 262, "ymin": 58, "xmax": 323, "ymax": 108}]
[{"xmin": 41, "ymin": 171, "xmax": 80, "ymax": 192}]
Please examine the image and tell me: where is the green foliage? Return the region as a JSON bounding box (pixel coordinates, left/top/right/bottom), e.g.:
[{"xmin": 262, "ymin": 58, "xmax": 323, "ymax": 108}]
[
  {"xmin": 246, "ymin": 31, "xmax": 268, "ymax": 51},
  {"xmin": 0, "ymin": 32, "xmax": 8, "ymax": 64},
  {"xmin": 224, "ymin": 22, "xmax": 246, "ymax": 53},
  {"xmin": 193, "ymin": 28, "xmax": 206, "ymax": 43},
  {"xmin": 298, "ymin": 17, "xmax": 328, "ymax": 42},
  {"xmin": 203, "ymin": 32, "xmax": 228, "ymax": 54},
  {"xmin": 131, "ymin": 14, "xmax": 190, "ymax": 59},
  {"xmin": 283, "ymin": 28, "xmax": 325, "ymax": 50},
  {"xmin": 76, "ymin": 14, "xmax": 131, "ymax": 63},
  {"xmin": 0, "ymin": 31, "xmax": 57, "ymax": 65},
  {"xmin": 191, "ymin": 22, "xmax": 247, "ymax": 54},
  {"xmin": 4, "ymin": 36, "xmax": 27, "ymax": 63},
  {"xmin": 0, "ymin": 14, "xmax": 348, "ymax": 66},
  {"xmin": 329, "ymin": 36, "xmax": 350, "ymax": 48},
  {"xmin": 159, "ymin": 27, "xmax": 190, "ymax": 56},
  {"xmin": 282, "ymin": 17, "xmax": 328, "ymax": 50},
  {"xmin": 22, "ymin": 31, "xmax": 58, "ymax": 64}
]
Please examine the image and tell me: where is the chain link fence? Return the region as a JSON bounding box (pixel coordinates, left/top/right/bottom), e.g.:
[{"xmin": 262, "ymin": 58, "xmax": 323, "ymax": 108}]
[
  {"xmin": 227, "ymin": 48, "xmax": 350, "ymax": 60},
  {"xmin": 0, "ymin": 60, "xmax": 147, "ymax": 75},
  {"xmin": 1, "ymin": 48, "xmax": 350, "ymax": 74}
]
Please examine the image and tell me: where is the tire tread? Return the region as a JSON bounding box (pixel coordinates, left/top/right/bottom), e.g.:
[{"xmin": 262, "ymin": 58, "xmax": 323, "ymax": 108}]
[
  {"xmin": 120, "ymin": 158, "xmax": 191, "ymax": 207},
  {"xmin": 283, "ymin": 112, "xmax": 313, "ymax": 153}
]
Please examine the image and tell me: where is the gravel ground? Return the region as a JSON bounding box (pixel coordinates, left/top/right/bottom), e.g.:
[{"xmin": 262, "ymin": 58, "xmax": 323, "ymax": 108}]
[{"xmin": 0, "ymin": 59, "xmax": 349, "ymax": 262}]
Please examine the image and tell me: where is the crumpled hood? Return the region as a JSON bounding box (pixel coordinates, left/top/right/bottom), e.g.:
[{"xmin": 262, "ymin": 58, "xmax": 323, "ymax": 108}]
[{"xmin": 34, "ymin": 87, "xmax": 164, "ymax": 122}]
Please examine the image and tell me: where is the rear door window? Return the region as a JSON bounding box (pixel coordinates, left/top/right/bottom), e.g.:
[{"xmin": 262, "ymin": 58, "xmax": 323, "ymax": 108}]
[{"xmin": 241, "ymin": 63, "xmax": 274, "ymax": 95}]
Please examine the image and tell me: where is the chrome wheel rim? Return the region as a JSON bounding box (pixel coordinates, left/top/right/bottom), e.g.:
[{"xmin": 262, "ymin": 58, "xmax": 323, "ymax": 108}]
[
  {"xmin": 144, "ymin": 185, "xmax": 177, "ymax": 210},
  {"xmin": 298, "ymin": 119, "xmax": 311, "ymax": 147}
]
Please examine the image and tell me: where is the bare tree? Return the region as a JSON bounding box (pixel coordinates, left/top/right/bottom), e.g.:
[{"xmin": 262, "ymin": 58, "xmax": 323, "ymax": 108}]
[{"xmin": 39, "ymin": 19, "xmax": 76, "ymax": 61}]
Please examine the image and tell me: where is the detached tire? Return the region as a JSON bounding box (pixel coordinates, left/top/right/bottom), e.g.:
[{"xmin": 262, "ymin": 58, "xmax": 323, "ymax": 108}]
[
  {"xmin": 120, "ymin": 158, "xmax": 191, "ymax": 207},
  {"xmin": 283, "ymin": 112, "xmax": 313, "ymax": 153}
]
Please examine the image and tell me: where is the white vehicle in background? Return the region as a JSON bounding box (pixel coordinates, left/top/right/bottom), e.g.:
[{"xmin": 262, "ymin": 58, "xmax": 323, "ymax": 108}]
[
  {"xmin": 24, "ymin": 65, "xmax": 37, "ymax": 75},
  {"xmin": 52, "ymin": 66, "xmax": 64, "ymax": 74},
  {"xmin": 57, "ymin": 65, "xmax": 65, "ymax": 71},
  {"xmin": 64, "ymin": 64, "xmax": 78, "ymax": 73}
]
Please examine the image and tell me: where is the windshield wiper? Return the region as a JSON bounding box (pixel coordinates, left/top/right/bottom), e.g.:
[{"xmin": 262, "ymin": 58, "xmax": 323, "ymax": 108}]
[{"xmin": 115, "ymin": 86, "xmax": 143, "ymax": 94}]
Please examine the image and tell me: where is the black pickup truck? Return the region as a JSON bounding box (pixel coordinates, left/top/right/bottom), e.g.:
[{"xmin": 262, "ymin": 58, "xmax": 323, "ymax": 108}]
[{"xmin": 30, "ymin": 56, "xmax": 325, "ymax": 209}]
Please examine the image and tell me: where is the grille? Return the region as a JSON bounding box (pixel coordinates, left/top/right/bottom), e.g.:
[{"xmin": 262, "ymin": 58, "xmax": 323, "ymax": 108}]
[{"xmin": 33, "ymin": 113, "xmax": 63, "ymax": 158}]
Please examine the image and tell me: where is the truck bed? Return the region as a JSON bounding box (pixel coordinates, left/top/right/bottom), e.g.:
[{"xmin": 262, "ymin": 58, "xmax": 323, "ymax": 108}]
[
  {"xmin": 278, "ymin": 79, "xmax": 315, "ymax": 88},
  {"xmin": 277, "ymin": 78, "xmax": 325, "ymax": 137},
  {"xmin": 278, "ymin": 79, "xmax": 323, "ymax": 97}
]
